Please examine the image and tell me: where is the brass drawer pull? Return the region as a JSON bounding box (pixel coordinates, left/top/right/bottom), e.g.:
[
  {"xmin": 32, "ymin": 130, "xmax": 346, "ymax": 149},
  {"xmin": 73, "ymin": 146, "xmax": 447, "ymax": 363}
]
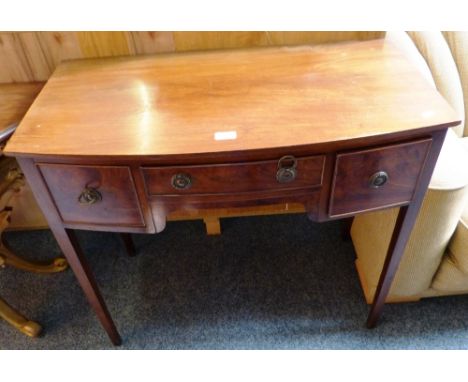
[
  {"xmin": 171, "ymin": 173, "xmax": 192, "ymax": 190},
  {"xmin": 369, "ymin": 171, "xmax": 389, "ymax": 188},
  {"xmin": 78, "ymin": 187, "xmax": 102, "ymax": 205},
  {"xmin": 276, "ymin": 155, "xmax": 297, "ymax": 183}
]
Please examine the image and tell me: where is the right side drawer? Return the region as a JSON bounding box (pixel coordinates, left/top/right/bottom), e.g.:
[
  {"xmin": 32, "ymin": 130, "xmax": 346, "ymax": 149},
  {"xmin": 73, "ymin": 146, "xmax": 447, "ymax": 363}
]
[{"xmin": 329, "ymin": 138, "xmax": 432, "ymax": 218}]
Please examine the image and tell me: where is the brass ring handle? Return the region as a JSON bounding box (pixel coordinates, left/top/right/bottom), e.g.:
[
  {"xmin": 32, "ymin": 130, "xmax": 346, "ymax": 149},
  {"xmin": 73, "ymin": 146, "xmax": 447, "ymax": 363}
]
[
  {"xmin": 171, "ymin": 173, "xmax": 192, "ymax": 190},
  {"xmin": 369, "ymin": 171, "xmax": 389, "ymax": 188},
  {"xmin": 78, "ymin": 187, "xmax": 102, "ymax": 205},
  {"xmin": 276, "ymin": 155, "xmax": 297, "ymax": 183},
  {"xmin": 277, "ymin": 155, "xmax": 298, "ymax": 170}
]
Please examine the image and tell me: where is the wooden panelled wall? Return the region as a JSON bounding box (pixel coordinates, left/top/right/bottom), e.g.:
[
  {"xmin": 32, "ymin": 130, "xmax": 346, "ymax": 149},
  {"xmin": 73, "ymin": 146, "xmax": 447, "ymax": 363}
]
[{"xmin": 0, "ymin": 31, "xmax": 384, "ymax": 83}]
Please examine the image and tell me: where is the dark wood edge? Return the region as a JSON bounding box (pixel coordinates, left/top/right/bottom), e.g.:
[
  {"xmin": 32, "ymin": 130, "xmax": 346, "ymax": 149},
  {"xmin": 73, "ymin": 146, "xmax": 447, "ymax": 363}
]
[
  {"xmin": 140, "ymin": 154, "xmax": 325, "ymax": 170},
  {"xmin": 145, "ymin": 185, "xmax": 324, "ymax": 199},
  {"xmin": 16, "ymin": 158, "xmax": 63, "ymax": 228},
  {"xmin": 130, "ymin": 165, "xmax": 156, "ymax": 234},
  {"xmin": 63, "ymin": 222, "xmax": 148, "ymax": 233},
  {"xmin": 326, "ymin": 201, "xmax": 410, "ymax": 220},
  {"xmin": 148, "ymin": 187, "xmax": 323, "ymax": 203},
  {"xmin": 5, "ymin": 122, "xmax": 460, "ymax": 163},
  {"xmin": 407, "ymin": 139, "xmax": 433, "ymax": 202},
  {"xmin": 330, "ymin": 137, "xmax": 432, "ymax": 159},
  {"xmin": 316, "ymin": 153, "xmax": 335, "ymax": 222}
]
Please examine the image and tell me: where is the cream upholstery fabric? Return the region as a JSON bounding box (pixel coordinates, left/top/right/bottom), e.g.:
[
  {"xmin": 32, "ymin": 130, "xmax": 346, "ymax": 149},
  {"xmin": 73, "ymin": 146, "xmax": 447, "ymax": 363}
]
[
  {"xmin": 443, "ymin": 32, "xmax": 468, "ymax": 137},
  {"xmin": 385, "ymin": 32, "xmax": 435, "ymax": 88},
  {"xmin": 407, "ymin": 32, "xmax": 465, "ymax": 137},
  {"xmin": 432, "ymin": 203, "xmax": 468, "ymax": 292},
  {"xmin": 431, "ymin": 257, "xmax": 468, "ymax": 293},
  {"xmin": 384, "ymin": 33, "xmax": 468, "ymax": 190},
  {"xmin": 430, "ymin": 129, "xmax": 468, "ymax": 190},
  {"xmin": 431, "ymin": 204, "xmax": 468, "ymax": 292},
  {"xmin": 446, "ymin": 207, "xmax": 468, "ymax": 272}
]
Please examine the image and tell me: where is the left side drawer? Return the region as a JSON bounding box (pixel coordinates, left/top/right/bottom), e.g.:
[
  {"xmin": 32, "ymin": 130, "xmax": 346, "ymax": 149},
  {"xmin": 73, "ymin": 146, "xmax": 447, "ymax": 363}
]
[{"xmin": 37, "ymin": 164, "xmax": 145, "ymax": 227}]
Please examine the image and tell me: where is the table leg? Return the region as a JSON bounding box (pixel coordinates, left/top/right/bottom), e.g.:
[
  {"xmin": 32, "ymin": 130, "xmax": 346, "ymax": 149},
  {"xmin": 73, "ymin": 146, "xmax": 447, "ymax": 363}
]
[
  {"xmin": 57, "ymin": 228, "xmax": 122, "ymax": 345},
  {"xmin": 366, "ymin": 206, "xmax": 409, "ymax": 327},
  {"xmin": 340, "ymin": 217, "xmax": 353, "ymax": 241},
  {"xmin": 120, "ymin": 233, "xmax": 136, "ymax": 257},
  {"xmin": 366, "ymin": 129, "xmax": 448, "ymax": 328},
  {"xmin": 16, "ymin": 158, "xmax": 122, "ymax": 345}
]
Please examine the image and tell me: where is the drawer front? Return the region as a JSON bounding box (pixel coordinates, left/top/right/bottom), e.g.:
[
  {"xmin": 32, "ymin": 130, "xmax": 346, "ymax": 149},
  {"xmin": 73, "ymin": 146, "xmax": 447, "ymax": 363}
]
[
  {"xmin": 142, "ymin": 155, "xmax": 325, "ymax": 196},
  {"xmin": 38, "ymin": 164, "xmax": 145, "ymax": 227},
  {"xmin": 329, "ymin": 139, "xmax": 432, "ymax": 217}
]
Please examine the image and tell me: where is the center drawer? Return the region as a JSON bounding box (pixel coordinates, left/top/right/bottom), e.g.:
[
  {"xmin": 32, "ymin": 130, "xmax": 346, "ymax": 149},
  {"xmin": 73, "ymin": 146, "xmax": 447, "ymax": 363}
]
[{"xmin": 142, "ymin": 155, "xmax": 325, "ymax": 196}]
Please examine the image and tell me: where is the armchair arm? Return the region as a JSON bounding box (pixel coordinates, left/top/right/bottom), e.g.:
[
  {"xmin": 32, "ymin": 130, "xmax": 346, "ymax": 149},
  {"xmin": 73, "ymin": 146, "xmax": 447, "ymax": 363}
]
[{"xmin": 429, "ymin": 128, "xmax": 468, "ymax": 191}]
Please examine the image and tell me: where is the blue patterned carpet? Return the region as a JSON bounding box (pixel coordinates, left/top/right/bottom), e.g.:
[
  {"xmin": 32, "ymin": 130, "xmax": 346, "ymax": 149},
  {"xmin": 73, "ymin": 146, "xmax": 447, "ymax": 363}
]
[{"xmin": 1, "ymin": 214, "xmax": 468, "ymax": 349}]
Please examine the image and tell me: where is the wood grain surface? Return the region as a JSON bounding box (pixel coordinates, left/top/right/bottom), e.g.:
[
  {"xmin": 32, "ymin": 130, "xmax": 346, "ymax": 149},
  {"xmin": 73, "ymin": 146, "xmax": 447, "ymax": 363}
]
[
  {"xmin": 0, "ymin": 32, "xmax": 384, "ymax": 83},
  {"xmin": 4, "ymin": 39, "xmax": 459, "ymax": 158},
  {"xmin": 0, "ymin": 83, "xmax": 44, "ymax": 129},
  {"xmin": 37, "ymin": 164, "xmax": 145, "ymax": 227},
  {"xmin": 329, "ymin": 138, "xmax": 432, "ymax": 217},
  {"xmin": 142, "ymin": 155, "xmax": 324, "ymax": 195}
]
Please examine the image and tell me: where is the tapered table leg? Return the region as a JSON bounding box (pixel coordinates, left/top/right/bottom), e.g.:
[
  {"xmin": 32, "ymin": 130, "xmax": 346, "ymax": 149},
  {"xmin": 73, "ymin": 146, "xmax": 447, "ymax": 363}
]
[
  {"xmin": 366, "ymin": 129, "xmax": 447, "ymax": 327},
  {"xmin": 340, "ymin": 217, "xmax": 353, "ymax": 241},
  {"xmin": 60, "ymin": 228, "xmax": 121, "ymax": 345},
  {"xmin": 367, "ymin": 206, "xmax": 409, "ymax": 327},
  {"xmin": 120, "ymin": 233, "xmax": 136, "ymax": 257}
]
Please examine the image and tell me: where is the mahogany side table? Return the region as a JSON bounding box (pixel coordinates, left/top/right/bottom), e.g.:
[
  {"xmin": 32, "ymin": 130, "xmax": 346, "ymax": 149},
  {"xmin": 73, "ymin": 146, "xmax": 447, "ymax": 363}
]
[{"xmin": 4, "ymin": 39, "xmax": 460, "ymax": 345}]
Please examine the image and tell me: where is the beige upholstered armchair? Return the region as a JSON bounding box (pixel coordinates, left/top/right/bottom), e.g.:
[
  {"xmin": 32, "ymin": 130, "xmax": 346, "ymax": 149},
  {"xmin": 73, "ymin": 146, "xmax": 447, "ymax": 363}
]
[{"xmin": 352, "ymin": 32, "xmax": 468, "ymax": 303}]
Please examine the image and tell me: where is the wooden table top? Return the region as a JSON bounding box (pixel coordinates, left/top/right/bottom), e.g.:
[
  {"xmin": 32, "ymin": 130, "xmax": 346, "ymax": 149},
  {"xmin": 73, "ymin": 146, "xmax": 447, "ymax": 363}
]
[
  {"xmin": 4, "ymin": 39, "xmax": 459, "ymax": 158},
  {"xmin": 0, "ymin": 83, "xmax": 44, "ymax": 130}
]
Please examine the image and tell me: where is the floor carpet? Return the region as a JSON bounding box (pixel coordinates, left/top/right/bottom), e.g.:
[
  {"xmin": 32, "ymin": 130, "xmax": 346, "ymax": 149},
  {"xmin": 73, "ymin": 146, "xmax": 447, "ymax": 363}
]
[{"xmin": 1, "ymin": 214, "xmax": 468, "ymax": 349}]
